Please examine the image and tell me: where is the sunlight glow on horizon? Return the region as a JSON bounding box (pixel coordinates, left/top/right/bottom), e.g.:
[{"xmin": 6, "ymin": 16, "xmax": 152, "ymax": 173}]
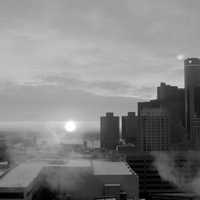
[{"xmin": 64, "ymin": 120, "xmax": 77, "ymax": 132}]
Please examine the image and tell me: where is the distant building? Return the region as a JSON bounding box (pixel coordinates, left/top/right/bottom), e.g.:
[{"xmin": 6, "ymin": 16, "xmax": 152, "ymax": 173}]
[
  {"xmin": 184, "ymin": 58, "xmax": 200, "ymax": 140},
  {"xmin": 157, "ymin": 82, "xmax": 184, "ymax": 102},
  {"xmin": 157, "ymin": 82, "xmax": 186, "ymax": 147},
  {"xmin": 138, "ymin": 100, "xmax": 161, "ymax": 117},
  {"xmin": 138, "ymin": 82, "xmax": 186, "ymax": 151},
  {"xmin": 139, "ymin": 106, "xmax": 170, "ymax": 151},
  {"xmin": 157, "ymin": 82, "xmax": 185, "ymax": 126},
  {"xmin": 191, "ymin": 117, "xmax": 200, "ymax": 148},
  {"xmin": 100, "ymin": 113, "xmax": 120, "ymax": 150},
  {"xmin": 122, "ymin": 112, "xmax": 140, "ymax": 149}
]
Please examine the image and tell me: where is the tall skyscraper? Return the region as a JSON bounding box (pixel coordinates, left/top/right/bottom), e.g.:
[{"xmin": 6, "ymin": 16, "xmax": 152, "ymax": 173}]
[
  {"xmin": 138, "ymin": 83, "xmax": 187, "ymax": 150},
  {"xmin": 157, "ymin": 82, "xmax": 185, "ymax": 125},
  {"xmin": 157, "ymin": 82, "xmax": 184, "ymax": 101},
  {"xmin": 191, "ymin": 117, "xmax": 200, "ymax": 148},
  {"xmin": 139, "ymin": 107, "xmax": 170, "ymax": 151},
  {"xmin": 184, "ymin": 58, "xmax": 200, "ymax": 138},
  {"xmin": 138, "ymin": 100, "xmax": 161, "ymax": 151},
  {"xmin": 122, "ymin": 112, "xmax": 140, "ymax": 150},
  {"xmin": 100, "ymin": 112, "xmax": 120, "ymax": 150}
]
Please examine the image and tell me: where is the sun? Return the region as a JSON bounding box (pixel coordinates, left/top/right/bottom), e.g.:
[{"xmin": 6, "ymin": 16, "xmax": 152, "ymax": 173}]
[
  {"xmin": 176, "ymin": 54, "xmax": 185, "ymax": 61},
  {"xmin": 64, "ymin": 121, "xmax": 76, "ymax": 132}
]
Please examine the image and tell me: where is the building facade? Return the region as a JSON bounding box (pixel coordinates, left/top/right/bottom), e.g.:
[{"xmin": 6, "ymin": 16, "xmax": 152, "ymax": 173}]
[
  {"xmin": 100, "ymin": 112, "xmax": 120, "ymax": 150},
  {"xmin": 157, "ymin": 82, "xmax": 185, "ymax": 126},
  {"xmin": 157, "ymin": 82, "xmax": 184, "ymax": 102},
  {"xmin": 139, "ymin": 107, "xmax": 170, "ymax": 151},
  {"xmin": 122, "ymin": 112, "xmax": 139, "ymax": 149},
  {"xmin": 191, "ymin": 117, "xmax": 200, "ymax": 148},
  {"xmin": 184, "ymin": 58, "xmax": 200, "ymax": 138},
  {"xmin": 138, "ymin": 82, "xmax": 186, "ymax": 151}
]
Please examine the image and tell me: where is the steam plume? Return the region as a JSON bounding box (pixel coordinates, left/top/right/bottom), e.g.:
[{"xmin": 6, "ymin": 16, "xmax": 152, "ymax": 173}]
[{"xmin": 152, "ymin": 151, "xmax": 200, "ymax": 196}]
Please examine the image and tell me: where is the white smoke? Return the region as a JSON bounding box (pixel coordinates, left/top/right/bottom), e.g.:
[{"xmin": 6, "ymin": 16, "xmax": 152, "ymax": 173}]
[
  {"xmin": 0, "ymin": 121, "xmax": 97, "ymax": 164},
  {"xmin": 152, "ymin": 151, "xmax": 200, "ymax": 196},
  {"xmin": 0, "ymin": 122, "xmax": 102, "ymax": 200}
]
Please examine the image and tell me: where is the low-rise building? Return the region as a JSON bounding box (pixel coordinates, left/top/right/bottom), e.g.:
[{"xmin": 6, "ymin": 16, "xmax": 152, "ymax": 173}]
[
  {"xmin": 0, "ymin": 163, "xmax": 43, "ymax": 200},
  {"xmin": 0, "ymin": 159, "xmax": 139, "ymax": 200}
]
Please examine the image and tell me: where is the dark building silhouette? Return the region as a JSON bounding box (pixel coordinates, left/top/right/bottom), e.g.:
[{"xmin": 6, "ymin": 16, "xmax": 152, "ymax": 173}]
[
  {"xmin": 157, "ymin": 82, "xmax": 185, "ymax": 126},
  {"xmin": 138, "ymin": 83, "xmax": 186, "ymax": 151},
  {"xmin": 122, "ymin": 112, "xmax": 139, "ymax": 149},
  {"xmin": 138, "ymin": 100, "xmax": 161, "ymax": 117},
  {"xmin": 157, "ymin": 83, "xmax": 186, "ymax": 148},
  {"xmin": 100, "ymin": 112, "xmax": 120, "ymax": 150},
  {"xmin": 139, "ymin": 106, "xmax": 170, "ymax": 151},
  {"xmin": 184, "ymin": 58, "xmax": 200, "ymax": 140},
  {"xmin": 138, "ymin": 100, "xmax": 161, "ymax": 151},
  {"xmin": 158, "ymin": 82, "xmax": 184, "ymax": 101},
  {"xmin": 191, "ymin": 117, "xmax": 200, "ymax": 148}
]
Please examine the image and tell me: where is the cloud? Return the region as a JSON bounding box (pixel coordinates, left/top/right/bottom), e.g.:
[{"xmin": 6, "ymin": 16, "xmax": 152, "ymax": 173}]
[
  {"xmin": 0, "ymin": 0, "xmax": 195, "ymax": 83},
  {"xmin": 31, "ymin": 74, "xmax": 155, "ymax": 98},
  {"xmin": 0, "ymin": 0, "xmax": 197, "ymax": 120},
  {"xmin": 0, "ymin": 79, "xmax": 143, "ymax": 121}
]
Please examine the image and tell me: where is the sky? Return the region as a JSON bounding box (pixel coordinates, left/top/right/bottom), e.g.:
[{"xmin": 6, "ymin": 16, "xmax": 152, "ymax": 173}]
[{"xmin": 0, "ymin": 0, "xmax": 199, "ymax": 121}]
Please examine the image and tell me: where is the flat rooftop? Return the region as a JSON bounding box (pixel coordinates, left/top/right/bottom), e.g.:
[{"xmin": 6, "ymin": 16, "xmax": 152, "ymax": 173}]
[
  {"xmin": 93, "ymin": 160, "xmax": 132, "ymax": 175},
  {"xmin": 66, "ymin": 159, "xmax": 91, "ymax": 167},
  {"xmin": 0, "ymin": 159, "xmax": 134, "ymax": 189},
  {"xmin": 0, "ymin": 163, "xmax": 44, "ymax": 188}
]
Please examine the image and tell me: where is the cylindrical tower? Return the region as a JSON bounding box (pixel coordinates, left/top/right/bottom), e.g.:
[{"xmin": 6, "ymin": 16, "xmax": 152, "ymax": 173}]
[{"xmin": 184, "ymin": 58, "xmax": 200, "ymax": 136}]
